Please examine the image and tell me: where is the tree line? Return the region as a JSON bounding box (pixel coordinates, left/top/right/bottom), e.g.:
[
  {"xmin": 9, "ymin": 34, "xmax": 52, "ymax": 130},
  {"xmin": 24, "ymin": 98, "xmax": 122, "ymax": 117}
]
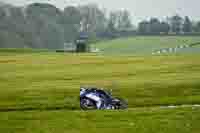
[
  {"xmin": 138, "ymin": 15, "xmax": 200, "ymax": 35},
  {"xmin": 0, "ymin": 2, "xmax": 134, "ymax": 49},
  {"xmin": 0, "ymin": 2, "xmax": 200, "ymax": 49}
]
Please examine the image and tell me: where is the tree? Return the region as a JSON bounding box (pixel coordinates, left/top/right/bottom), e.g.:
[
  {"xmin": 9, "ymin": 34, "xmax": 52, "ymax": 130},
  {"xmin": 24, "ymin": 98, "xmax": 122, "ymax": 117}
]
[
  {"xmin": 182, "ymin": 16, "xmax": 192, "ymax": 33},
  {"xmin": 138, "ymin": 21, "xmax": 150, "ymax": 34},
  {"xmin": 149, "ymin": 18, "xmax": 161, "ymax": 33},
  {"xmin": 169, "ymin": 15, "xmax": 183, "ymax": 33},
  {"xmin": 193, "ymin": 21, "xmax": 200, "ymax": 32},
  {"xmin": 78, "ymin": 4, "xmax": 107, "ymax": 36},
  {"xmin": 160, "ymin": 21, "xmax": 170, "ymax": 33},
  {"xmin": 63, "ymin": 6, "xmax": 81, "ymax": 42},
  {"xmin": 107, "ymin": 11, "xmax": 118, "ymax": 33},
  {"xmin": 26, "ymin": 3, "xmax": 65, "ymax": 49},
  {"xmin": 0, "ymin": 4, "xmax": 29, "ymax": 48},
  {"xmin": 117, "ymin": 10, "xmax": 132, "ymax": 31},
  {"xmin": 107, "ymin": 10, "xmax": 133, "ymax": 32}
]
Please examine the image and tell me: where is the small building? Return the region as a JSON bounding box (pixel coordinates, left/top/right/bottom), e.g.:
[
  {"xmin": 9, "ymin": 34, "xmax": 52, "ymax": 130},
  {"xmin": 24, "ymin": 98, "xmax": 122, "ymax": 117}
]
[
  {"xmin": 75, "ymin": 33, "xmax": 89, "ymax": 52},
  {"xmin": 57, "ymin": 33, "xmax": 89, "ymax": 53},
  {"xmin": 64, "ymin": 42, "xmax": 76, "ymax": 52}
]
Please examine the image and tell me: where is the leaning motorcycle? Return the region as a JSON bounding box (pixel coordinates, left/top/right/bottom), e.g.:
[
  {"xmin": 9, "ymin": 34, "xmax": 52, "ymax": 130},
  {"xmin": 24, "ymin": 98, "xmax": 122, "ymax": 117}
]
[{"xmin": 80, "ymin": 89, "xmax": 128, "ymax": 110}]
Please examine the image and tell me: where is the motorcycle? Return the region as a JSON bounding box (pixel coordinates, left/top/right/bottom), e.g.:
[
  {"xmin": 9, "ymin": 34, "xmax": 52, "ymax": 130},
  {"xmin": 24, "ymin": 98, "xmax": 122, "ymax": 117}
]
[{"xmin": 80, "ymin": 88, "xmax": 128, "ymax": 110}]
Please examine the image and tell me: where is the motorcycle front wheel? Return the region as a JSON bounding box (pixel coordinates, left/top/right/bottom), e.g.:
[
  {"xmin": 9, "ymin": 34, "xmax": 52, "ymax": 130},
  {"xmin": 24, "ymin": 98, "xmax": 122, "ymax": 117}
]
[{"xmin": 80, "ymin": 98, "xmax": 97, "ymax": 110}]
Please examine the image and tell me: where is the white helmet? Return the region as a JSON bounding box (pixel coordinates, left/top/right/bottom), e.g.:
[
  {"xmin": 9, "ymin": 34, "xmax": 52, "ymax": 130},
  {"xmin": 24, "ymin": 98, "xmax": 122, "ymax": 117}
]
[{"xmin": 80, "ymin": 87, "xmax": 86, "ymax": 95}]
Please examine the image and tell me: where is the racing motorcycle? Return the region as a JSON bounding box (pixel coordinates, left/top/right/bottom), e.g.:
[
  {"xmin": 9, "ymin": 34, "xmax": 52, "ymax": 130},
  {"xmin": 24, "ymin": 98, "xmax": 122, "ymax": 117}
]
[{"xmin": 80, "ymin": 88, "xmax": 128, "ymax": 110}]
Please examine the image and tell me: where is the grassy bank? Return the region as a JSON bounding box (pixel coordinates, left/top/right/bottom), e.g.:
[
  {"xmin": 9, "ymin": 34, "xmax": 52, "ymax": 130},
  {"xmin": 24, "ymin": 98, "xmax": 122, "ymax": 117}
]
[
  {"xmin": 0, "ymin": 53, "xmax": 200, "ymax": 110},
  {"xmin": 94, "ymin": 36, "xmax": 200, "ymax": 55},
  {"xmin": 0, "ymin": 107, "xmax": 200, "ymax": 133},
  {"xmin": 0, "ymin": 47, "xmax": 200, "ymax": 132}
]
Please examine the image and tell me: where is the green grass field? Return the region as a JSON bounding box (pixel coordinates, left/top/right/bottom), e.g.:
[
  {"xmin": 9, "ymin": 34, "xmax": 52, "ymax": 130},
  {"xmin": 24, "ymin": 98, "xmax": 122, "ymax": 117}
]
[
  {"xmin": 93, "ymin": 36, "xmax": 200, "ymax": 55},
  {"xmin": 0, "ymin": 36, "xmax": 200, "ymax": 133}
]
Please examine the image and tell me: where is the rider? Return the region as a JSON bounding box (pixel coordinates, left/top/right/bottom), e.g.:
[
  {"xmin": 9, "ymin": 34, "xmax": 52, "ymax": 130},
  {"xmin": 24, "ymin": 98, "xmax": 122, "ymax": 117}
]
[{"xmin": 80, "ymin": 87, "xmax": 111, "ymax": 109}]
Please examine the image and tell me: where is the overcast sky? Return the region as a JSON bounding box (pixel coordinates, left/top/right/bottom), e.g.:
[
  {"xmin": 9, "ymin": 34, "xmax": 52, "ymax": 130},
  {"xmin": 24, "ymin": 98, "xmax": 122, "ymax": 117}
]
[{"xmin": 1, "ymin": 0, "xmax": 200, "ymax": 24}]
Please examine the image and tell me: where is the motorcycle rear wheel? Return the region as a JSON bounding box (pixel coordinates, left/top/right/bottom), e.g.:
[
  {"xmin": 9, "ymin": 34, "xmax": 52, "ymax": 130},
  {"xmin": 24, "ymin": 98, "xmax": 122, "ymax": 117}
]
[{"xmin": 112, "ymin": 98, "xmax": 128, "ymax": 109}]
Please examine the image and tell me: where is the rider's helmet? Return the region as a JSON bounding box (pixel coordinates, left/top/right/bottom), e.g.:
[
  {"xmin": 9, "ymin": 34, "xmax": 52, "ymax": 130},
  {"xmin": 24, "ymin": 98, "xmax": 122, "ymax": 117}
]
[{"xmin": 80, "ymin": 87, "xmax": 86, "ymax": 95}]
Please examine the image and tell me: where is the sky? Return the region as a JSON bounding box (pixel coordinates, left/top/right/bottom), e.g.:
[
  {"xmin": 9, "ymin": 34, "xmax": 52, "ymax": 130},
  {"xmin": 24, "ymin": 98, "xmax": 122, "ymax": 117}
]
[{"xmin": 1, "ymin": 0, "xmax": 200, "ymax": 24}]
